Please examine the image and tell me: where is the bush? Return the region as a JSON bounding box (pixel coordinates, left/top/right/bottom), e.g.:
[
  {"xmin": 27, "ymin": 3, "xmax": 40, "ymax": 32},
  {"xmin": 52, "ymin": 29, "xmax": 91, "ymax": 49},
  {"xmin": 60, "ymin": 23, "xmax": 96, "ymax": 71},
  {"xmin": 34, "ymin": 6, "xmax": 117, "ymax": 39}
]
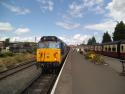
[
  {"xmin": 2, "ymin": 57, "xmax": 17, "ymax": 68},
  {"xmin": 0, "ymin": 53, "xmax": 35, "ymax": 72},
  {"xmin": 84, "ymin": 51, "xmax": 105, "ymax": 64},
  {"xmin": 0, "ymin": 52, "xmax": 14, "ymax": 58},
  {"xmin": 6, "ymin": 52, "xmax": 14, "ymax": 56},
  {"xmin": 84, "ymin": 51, "xmax": 95, "ymax": 59},
  {"xmin": 0, "ymin": 60, "xmax": 7, "ymax": 71}
]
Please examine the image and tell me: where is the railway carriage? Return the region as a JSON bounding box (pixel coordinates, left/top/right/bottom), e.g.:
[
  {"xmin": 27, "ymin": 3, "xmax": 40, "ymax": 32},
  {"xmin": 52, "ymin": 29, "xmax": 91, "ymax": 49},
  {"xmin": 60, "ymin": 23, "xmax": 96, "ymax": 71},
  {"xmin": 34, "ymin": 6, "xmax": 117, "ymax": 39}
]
[
  {"xmin": 84, "ymin": 45, "xmax": 94, "ymax": 52},
  {"xmin": 84, "ymin": 41, "xmax": 125, "ymax": 59},
  {"xmin": 102, "ymin": 41, "xmax": 121, "ymax": 58},
  {"xmin": 36, "ymin": 36, "xmax": 69, "ymax": 72},
  {"xmin": 120, "ymin": 41, "xmax": 125, "ymax": 59},
  {"xmin": 94, "ymin": 44, "xmax": 102, "ymax": 54}
]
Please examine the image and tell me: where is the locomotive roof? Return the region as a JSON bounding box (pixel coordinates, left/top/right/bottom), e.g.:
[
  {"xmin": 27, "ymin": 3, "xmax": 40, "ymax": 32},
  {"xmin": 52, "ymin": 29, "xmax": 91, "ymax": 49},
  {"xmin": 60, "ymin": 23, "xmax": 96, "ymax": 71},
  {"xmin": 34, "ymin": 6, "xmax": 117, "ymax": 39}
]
[
  {"xmin": 39, "ymin": 36, "xmax": 68, "ymax": 46},
  {"xmin": 40, "ymin": 36, "xmax": 61, "ymax": 42}
]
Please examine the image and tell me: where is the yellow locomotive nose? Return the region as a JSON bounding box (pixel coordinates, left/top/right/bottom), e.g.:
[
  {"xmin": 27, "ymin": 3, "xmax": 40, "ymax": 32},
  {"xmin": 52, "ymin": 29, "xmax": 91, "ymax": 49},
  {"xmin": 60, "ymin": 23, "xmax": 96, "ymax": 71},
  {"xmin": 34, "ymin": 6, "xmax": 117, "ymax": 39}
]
[{"xmin": 37, "ymin": 48, "xmax": 61, "ymax": 63}]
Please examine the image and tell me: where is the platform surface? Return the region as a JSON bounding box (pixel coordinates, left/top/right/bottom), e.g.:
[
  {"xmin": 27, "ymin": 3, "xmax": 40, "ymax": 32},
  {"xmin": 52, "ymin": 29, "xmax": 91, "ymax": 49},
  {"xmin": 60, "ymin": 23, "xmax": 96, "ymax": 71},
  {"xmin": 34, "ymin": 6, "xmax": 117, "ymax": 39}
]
[{"xmin": 54, "ymin": 49, "xmax": 125, "ymax": 94}]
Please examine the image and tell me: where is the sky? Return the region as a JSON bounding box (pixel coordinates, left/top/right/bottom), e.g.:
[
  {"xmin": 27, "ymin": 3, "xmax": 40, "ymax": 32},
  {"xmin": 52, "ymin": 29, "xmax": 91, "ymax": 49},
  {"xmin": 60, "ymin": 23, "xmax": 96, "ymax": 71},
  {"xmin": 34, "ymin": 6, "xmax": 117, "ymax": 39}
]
[{"xmin": 0, "ymin": 0, "xmax": 125, "ymax": 44}]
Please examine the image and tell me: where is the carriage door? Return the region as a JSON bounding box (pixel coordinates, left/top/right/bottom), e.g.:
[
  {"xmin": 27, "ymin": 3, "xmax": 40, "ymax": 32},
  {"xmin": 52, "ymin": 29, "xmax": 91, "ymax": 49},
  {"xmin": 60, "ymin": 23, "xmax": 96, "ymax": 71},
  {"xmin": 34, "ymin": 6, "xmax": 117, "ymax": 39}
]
[{"xmin": 117, "ymin": 42, "xmax": 121, "ymax": 58}]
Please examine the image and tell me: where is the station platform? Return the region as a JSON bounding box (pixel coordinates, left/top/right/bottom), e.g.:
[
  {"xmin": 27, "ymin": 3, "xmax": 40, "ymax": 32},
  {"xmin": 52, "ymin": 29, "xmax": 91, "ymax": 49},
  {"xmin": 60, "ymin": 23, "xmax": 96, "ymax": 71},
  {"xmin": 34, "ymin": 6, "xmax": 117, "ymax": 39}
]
[{"xmin": 54, "ymin": 49, "xmax": 125, "ymax": 94}]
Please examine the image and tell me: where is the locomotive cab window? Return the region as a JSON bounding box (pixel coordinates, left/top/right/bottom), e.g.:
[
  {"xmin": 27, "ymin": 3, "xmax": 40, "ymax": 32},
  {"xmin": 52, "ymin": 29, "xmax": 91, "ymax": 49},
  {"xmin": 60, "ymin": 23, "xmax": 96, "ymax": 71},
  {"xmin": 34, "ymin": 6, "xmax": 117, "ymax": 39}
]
[{"xmin": 38, "ymin": 41, "xmax": 60, "ymax": 48}]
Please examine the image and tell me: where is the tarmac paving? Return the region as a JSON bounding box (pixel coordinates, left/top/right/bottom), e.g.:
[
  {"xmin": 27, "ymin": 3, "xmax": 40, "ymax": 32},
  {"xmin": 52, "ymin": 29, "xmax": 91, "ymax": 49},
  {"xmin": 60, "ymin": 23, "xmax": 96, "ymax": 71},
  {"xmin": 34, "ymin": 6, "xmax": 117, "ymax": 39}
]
[
  {"xmin": 103, "ymin": 56, "xmax": 123, "ymax": 73},
  {"xmin": 54, "ymin": 49, "xmax": 125, "ymax": 94}
]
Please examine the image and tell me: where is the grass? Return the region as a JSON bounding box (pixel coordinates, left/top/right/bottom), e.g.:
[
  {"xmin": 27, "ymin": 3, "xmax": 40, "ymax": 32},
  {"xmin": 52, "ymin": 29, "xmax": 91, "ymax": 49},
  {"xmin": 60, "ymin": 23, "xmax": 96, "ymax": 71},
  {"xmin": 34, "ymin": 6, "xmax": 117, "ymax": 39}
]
[{"xmin": 0, "ymin": 53, "xmax": 35, "ymax": 72}]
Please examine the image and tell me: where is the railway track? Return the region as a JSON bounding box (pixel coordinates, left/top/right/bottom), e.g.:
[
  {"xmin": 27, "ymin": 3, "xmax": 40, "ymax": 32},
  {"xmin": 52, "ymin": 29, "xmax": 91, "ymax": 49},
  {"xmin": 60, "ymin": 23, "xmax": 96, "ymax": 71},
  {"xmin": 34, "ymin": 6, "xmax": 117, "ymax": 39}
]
[
  {"xmin": 0, "ymin": 60, "xmax": 36, "ymax": 80},
  {"xmin": 22, "ymin": 74, "xmax": 57, "ymax": 94},
  {"xmin": 0, "ymin": 50, "xmax": 70, "ymax": 94},
  {"xmin": 0, "ymin": 59, "xmax": 41, "ymax": 94},
  {"xmin": 21, "ymin": 63, "xmax": 62, "ymax": 94},
  {"xmin": 22, "ymin": 51, "xmax": 70, "ymax": 94}
]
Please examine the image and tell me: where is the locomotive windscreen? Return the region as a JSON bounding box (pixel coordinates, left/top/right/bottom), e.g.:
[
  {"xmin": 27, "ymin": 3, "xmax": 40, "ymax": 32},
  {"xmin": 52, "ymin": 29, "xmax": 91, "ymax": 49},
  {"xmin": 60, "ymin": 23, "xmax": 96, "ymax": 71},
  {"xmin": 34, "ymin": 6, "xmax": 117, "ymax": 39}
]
[{"xmin": 38, "ymin": 41, "xmax": 60, "ymax": 48}]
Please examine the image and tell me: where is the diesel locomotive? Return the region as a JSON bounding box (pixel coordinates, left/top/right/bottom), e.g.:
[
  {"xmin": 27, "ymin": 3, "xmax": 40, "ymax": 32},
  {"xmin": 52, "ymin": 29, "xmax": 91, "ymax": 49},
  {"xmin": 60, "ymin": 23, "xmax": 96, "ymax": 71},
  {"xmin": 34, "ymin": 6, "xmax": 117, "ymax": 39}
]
[{"xmin": 36, "ymin": 36, "xmax": 69, "ymax": 72}]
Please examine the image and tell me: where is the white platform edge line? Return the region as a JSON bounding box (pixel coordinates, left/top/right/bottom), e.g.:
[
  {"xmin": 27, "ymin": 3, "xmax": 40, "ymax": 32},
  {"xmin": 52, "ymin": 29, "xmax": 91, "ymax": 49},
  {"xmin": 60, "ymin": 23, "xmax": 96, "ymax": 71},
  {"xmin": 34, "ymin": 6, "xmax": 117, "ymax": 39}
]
[{"xmin": 50, "ymin": 50, "xmax": 70, "ymax": 94}]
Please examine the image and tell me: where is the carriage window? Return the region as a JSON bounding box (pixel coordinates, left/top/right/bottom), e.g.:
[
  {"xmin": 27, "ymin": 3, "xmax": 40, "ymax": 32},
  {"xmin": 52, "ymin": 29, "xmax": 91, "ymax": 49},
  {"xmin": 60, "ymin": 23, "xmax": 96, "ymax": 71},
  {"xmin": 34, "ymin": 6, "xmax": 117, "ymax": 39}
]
[
  {"xmin": 121, "ymin": 45, "xmax": 124, "ymax": 52},
  {"xmin": 108, "ymin": 47, "xmax": 111, "ymax": 51},
  {"xmin": 96, "ymin": 47, "xmax": 97, "ymax": 50},
  {"xmin": 97, "ymin": 46, "xmax": 99, "ymax": 51},
  {"xmin": 112, "ymin": 47, "xmax": 116, "ymax": 52},
  {"xmin": 105, "ymin": 47, "xmax": 107, "ymax": 51}
]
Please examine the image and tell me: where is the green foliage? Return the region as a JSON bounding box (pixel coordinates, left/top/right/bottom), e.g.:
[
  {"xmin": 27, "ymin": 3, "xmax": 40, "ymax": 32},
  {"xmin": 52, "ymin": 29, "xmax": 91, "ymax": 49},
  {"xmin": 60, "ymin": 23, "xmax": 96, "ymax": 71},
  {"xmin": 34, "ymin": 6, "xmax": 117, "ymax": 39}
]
[
  {"xmin": 102, "ymin": 32, "xmax": 112, "ymax": 43},
  {"xmin": 87, "ymin": 39, "xmax": 92, "ymax": 45},
  {"xmin": 87, "ymin": 36, "xmax": 96, "ymax": 45},
  {"xmin": 5, "ymin": 38, "xmax": 10, "ymax": 47},
  {"xmin": 84, "ymin": 51, "xmax": 105, "ymax": 64},
  {"xmin": 23, "ymin": 42, "xmax": 30, "ymax": 47},
  {"xmin": 0, "ymin": 61, "xmax": 7, "ymax": 71},
  {"xmin": 84, "ymin": 51, "xmax": 95, "ymax": 59},
  {"xmin": 26, "ymin": 49, "xmax": 33, "ymax": 53},
  {"xmin": 23, "ymin": 42, "xmax": 37, "ymax": 54},
  {"xmin": 0, "ymin": 53, "xmax": 35, "ymax": 72},
  {"xmin": 92, "ymin": 36, "xmax": 96, "ymax": 44},
  {"xmin": 113, "ymin": 21, "xmax": 125, "ymax": 41},
  {"xmin": 0, "ymin": 52, "xmax": 14, "ymax": 57}
]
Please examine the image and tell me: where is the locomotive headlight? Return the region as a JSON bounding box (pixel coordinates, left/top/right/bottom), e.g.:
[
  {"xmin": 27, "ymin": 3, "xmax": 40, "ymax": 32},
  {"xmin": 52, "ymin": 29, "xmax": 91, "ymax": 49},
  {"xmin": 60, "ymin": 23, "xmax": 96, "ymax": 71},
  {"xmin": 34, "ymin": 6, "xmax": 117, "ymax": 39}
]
[{"xmin": 54, "ymin": 52, "xmax": 58, "ymax": 61}]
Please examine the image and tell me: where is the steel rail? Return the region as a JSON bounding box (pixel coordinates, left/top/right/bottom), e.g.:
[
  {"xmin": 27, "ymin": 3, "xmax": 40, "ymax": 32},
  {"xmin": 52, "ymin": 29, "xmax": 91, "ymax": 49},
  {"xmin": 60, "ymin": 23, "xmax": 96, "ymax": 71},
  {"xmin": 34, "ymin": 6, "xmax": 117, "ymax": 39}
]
[{"xmin": 0, "ymin": 60, "xmax": 36, "ymax": 80}]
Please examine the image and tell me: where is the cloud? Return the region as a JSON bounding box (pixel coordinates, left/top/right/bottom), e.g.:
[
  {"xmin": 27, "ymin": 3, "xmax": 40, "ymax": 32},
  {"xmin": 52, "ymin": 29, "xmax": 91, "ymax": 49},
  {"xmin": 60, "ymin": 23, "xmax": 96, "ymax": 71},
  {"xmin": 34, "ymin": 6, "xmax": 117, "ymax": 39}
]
[
  {"xmin": 65, "ymin": 0, "xmax": 104, "ymax": 19},
  {"xmin": 37, "ymin": 0, "xmax": 54, "ymax": 13},
  {"xmin": 73, "ymin": 34, "xmax": 91, "ymax": 43},
  {"xmin": 15, "ymin": 28, "xmax": 30, "ymax": 35},
  {"xmin": 94, "ymin": 6, "xmax": 104, "ymax": 14},
  {"xmin": 56, "ymin": 21, "xmax": 81, "ymax": 30},
  {"xmin": 83, "ymin": 0, "xmax": 104, "ymax": 14},
  {"xmin": 84, "ymin": 20, "xmax": 116, "ymax": 33},
  {"xmin": 0, "ymin": 36, "xmax": 9, "ymax": 41},
  {"xmin": 9, "ymin": 36, "xmax": 41, "ymax": 42},
  {"xmin": 106, "ymin": 0, "xmax": 125, "ymax": 21},
  {"xmin": 84, "ymin": 0, "xmax": 103, "ymax": 7},
  {"xmin": 83, "ymin": 0, "xmax": 125, "ymax": 34},
  {"xmin": 0, "ymin": 22, "xmax": 13, "ymax": 32},
  {"xmin": 57, "ymin": 0, "xmax": 105, "ymax": 30},
  {"xmin": 1, "ymin": 2, "xmax": 30, "ymax": 15},
  {"xmin": 59, "ymin": 34, "xmax": 91, "ymax": 45},
  {"xmin": 68, "ymin": 2, "xmax": 84, "ymax": 18}
]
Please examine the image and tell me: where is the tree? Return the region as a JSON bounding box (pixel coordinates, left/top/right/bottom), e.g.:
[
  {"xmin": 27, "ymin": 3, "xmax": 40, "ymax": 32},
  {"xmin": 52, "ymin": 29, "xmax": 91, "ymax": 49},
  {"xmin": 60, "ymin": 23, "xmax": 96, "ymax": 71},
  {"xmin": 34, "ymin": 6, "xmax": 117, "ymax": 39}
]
[
  {"xmin": 102, "ymin": 32, "xmax": 112, "ymax": 43},
  {"xmin": 113, "ymin": 21, "xmax": 125, "ymax": 41},
  {"xmin": 91, "ymin": 36, "xmax": 96, "ymax": 44},
  {"xmin": 5, "ymin": 38, "xmax": 10, "ymax": 47},
  {"xmin": 87, "ymin": 38, "xmax": 92, "ymax": 45},
  {"xmin": 87, "ymin": 36, "xmax": 96, "ymax": 45}
]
